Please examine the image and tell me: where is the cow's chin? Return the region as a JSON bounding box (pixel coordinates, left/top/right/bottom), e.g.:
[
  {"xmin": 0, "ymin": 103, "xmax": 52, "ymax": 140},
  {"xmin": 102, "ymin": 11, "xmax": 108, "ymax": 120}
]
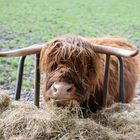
[
  {"xmin": 44, "ymin": 90, "xmax": 84, "ymax": 108},
  {"xmin": 52, "ymin": 99, "xmax": 79, "ymax": 107},
  {"xmin": 44, "ymin": 95, "xmax": 80, "ymax": 107},
  {"xmin": 44, "ymin": 97, "xmax": 81, "ymax": 110}
]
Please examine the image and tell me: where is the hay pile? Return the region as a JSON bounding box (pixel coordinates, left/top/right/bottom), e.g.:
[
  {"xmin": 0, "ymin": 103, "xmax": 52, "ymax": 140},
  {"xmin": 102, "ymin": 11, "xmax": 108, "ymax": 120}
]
[{"xmin": 0, "ymin": 92, "xmax": 140, "ymax": 140}]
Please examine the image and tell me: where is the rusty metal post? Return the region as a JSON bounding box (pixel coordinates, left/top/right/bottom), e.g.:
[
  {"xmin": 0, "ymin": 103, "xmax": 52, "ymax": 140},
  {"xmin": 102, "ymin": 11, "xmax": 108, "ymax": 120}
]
[
  {"xmin": 102, "ymin": 55, "xmax": 110, "ymax": 107},
  {"xmin": 117, "ymin": 56, "xmax": 125, "ymax": 103},
  {"xmin": 34, "ymin": 53, "xmax": 40, "ymax": 107},
  {"xmin": 15, "ymin": 56, "xmax": 26, "ymax": 100}
]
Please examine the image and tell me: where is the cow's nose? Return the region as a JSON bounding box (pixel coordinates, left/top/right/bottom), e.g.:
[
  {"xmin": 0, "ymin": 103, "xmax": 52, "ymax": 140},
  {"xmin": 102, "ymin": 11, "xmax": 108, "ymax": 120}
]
[{"xmin": 51, "ymin": 82, "xmax": 75, "ymax": 99}]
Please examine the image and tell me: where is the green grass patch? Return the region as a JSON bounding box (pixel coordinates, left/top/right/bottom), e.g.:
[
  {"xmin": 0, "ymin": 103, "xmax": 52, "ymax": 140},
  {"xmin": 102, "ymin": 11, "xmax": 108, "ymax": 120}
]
[{"xmin": 0, "ymin": 0, "xmax": 140, "ymax": 45}]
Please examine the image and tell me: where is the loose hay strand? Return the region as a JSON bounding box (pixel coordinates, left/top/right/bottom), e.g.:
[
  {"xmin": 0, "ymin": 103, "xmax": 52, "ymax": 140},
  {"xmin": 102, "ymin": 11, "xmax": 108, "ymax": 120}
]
[{"xmin": 0, "ymin": 92, "xmax": 140, "ymax": 140}]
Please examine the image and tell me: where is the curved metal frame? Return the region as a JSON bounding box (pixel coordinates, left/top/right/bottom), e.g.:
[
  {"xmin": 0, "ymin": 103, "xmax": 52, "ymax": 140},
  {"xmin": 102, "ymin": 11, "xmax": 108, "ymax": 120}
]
[
  {"xmin": 102, "ymin": 55, "xmax": 125, "ymax": 107},
  {"xmin": 14, "ymin": 53, "xmax": 126, "ymax": 107}
]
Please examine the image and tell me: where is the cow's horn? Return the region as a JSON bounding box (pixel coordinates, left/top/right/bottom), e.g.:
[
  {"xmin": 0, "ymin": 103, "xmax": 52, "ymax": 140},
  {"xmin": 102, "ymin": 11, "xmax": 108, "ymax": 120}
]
[
  {"xmin": 91, "ymin": 44, "xmax": 139, "ymax": 57},
  {"xmin": 0, "ymin": 44, "xmax": 45, "ymax": 57},
  {"xmin": 0, "ymin": 42, "xmax": 139, "ymax": 58}
]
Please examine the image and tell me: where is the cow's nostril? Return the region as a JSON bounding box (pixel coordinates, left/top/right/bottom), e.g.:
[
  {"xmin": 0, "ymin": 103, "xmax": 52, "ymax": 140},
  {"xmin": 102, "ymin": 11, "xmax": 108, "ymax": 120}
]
[
  {"xmin": 52, "ymin": 85, "xmax": 57, "ymax": 92},
  {"xmin": 51, "ymin": 82, "xmax": 75, "ymax": 97},
  {"xmin": 67, "ymin": 87, "xmax": 73, "ymax": 92}
]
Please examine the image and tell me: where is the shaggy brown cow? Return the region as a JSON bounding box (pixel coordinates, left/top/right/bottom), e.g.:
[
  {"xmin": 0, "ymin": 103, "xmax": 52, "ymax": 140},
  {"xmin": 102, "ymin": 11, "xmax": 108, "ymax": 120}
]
[{"xmin": 41, "ymin": 35, "xmax": 139, "ymax": 112}]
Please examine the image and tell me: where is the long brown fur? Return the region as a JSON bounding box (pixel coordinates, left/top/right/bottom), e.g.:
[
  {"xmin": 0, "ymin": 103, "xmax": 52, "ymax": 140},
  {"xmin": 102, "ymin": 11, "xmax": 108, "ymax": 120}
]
[{"xmin": 41, "ymin": 35, "xmax": 139, "ymax": 112}]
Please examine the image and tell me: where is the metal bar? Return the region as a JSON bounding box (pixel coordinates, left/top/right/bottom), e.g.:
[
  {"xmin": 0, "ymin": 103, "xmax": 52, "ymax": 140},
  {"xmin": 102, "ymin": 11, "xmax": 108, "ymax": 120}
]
[
  {"xmin": 117, "ymin": 56, "xmax": 125, "ymax": 103},
  {"xmin": 15, "ymin": 56, "xmax": 26, "ymax": 100},
  {"xmin": 34, "ymin": 53, "xmax": 40, "ymax": 107},
  {"xmin": 102, "ymin": 55, "xmax": 110, "ymax": 107}
]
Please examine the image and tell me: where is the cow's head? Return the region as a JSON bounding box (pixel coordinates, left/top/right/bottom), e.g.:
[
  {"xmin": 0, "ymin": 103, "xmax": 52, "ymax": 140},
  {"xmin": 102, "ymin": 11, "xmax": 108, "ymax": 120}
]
[{"xmin": 41, "ymin": 36, "xmax": 101, "ymax": 106}]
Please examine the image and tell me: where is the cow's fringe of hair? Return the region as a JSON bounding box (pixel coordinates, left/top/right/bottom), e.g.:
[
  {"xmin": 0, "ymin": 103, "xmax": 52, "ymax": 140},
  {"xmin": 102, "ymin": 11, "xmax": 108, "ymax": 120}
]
[{"xmin": 41, "ymin": 35, "xmax": 102, "ymax": 82}]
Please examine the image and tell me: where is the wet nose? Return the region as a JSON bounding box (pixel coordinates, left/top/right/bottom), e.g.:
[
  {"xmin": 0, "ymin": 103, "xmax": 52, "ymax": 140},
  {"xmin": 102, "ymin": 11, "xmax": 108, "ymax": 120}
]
[{"xmin": 51, "ymin": 82, "xmax": 75, "ymax": 99}]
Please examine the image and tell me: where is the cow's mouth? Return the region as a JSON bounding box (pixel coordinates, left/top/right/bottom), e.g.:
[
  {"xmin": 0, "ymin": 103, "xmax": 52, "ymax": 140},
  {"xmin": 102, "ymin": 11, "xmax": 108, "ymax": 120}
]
[
  {"xmin": 46, "ymin": 96, "xmax": 79, "ymax": 106},
  {"xmin": 55, "ymin": 99, "xmax": 72, "ymax": 107},
  {"xmin": 45, "ymin": 97, "xmax": 80, "ymax": 108}
]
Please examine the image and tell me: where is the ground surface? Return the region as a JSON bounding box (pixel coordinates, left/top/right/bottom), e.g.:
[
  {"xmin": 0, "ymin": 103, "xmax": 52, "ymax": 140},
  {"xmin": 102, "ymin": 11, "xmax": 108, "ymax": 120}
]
[
  {"xmin": 135, "ymin": 78, "xmax": 140, "ymax": 105},
  {"xmin": 0, "ymin": 0, "xmax": 140, "ymax": 103}
]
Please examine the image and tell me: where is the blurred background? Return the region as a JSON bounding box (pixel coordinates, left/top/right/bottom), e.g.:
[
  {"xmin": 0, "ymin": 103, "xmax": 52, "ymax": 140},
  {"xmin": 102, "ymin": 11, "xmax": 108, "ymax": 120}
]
[{"xmin": 0, "ymin": 0, "xmax": 140, "ymax": 100}]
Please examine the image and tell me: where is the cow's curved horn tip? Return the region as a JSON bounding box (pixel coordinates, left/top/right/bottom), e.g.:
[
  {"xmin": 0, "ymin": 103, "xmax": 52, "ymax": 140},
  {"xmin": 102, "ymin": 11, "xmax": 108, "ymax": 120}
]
[{"xmin": 133, "ymin": 49, "xmax": 139, "ymax": 56}]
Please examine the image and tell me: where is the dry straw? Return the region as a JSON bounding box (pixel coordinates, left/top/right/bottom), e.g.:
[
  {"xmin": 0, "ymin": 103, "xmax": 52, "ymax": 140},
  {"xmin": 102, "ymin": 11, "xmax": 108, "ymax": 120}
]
[{"xmin": 0, "ymin": 92, "xmax": 140, "ymax": 140}]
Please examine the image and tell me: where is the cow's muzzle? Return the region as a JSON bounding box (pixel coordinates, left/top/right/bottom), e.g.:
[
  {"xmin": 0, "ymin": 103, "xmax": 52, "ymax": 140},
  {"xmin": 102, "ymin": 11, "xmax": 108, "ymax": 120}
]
[{"xmin": 45, "ymin": 82, "xmax": 78, "ymax": 105}]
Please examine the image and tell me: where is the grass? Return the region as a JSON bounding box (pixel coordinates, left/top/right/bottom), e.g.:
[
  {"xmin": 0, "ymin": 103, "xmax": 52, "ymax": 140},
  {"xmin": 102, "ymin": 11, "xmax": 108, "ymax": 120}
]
[{"xmin": 0, "ymin": 0, "xmax": 140, "ymax": 93}]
